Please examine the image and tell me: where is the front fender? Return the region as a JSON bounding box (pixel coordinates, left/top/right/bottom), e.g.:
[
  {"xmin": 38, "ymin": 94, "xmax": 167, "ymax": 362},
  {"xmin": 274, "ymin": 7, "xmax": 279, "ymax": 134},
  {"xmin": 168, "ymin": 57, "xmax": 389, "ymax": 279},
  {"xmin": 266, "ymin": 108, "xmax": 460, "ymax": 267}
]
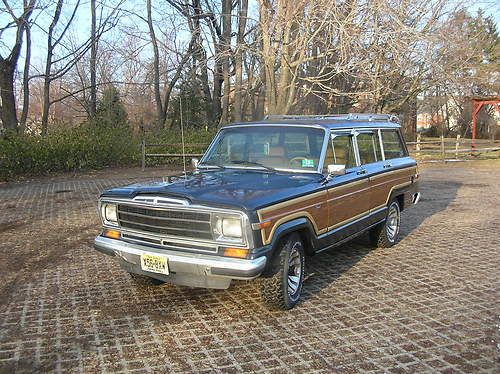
[{"xmin": 260, "ymin": 217, "xmax": 316, "ymax": 276}]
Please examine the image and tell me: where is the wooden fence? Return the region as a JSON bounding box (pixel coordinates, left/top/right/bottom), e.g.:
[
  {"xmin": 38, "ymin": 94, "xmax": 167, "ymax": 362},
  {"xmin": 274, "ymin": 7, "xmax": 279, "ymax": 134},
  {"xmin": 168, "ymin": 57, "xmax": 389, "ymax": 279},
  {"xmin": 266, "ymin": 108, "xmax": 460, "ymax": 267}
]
[
  {"xmin": 141, "ymin": 140, "xmax": 209, "ymax": 170},
  {"xmin": 140, "ymin": 135, "xmax": 500, "ymax": 170},
  {"xmin": 407, "ymin": 134, "xmax": 500, "ymax": 161}
]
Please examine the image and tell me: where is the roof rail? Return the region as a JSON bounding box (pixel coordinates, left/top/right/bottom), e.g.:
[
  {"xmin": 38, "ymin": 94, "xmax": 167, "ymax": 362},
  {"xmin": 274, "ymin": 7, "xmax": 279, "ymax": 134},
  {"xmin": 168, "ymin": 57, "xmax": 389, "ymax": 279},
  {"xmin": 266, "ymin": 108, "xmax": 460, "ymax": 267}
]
[{"xmin": 263, "ymin": 113, "xmax": 399, "ymax": 123}]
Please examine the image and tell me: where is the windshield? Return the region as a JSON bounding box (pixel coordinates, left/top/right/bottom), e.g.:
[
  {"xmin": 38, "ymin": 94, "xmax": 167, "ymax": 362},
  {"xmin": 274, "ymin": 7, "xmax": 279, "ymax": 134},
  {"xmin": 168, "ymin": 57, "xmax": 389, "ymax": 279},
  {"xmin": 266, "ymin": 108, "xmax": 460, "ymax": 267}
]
[{"xmin": 201, "ymin": 126, "xmax": 326, "ymax": 172}]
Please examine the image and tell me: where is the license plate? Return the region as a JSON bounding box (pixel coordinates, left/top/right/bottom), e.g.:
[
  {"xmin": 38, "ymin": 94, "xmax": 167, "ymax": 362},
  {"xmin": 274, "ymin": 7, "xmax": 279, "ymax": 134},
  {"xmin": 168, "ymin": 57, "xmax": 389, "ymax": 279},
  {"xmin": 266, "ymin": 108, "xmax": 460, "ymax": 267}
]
[{"xmin": 140, "ymin": 254, "xmax": 169, "ymax": 275}]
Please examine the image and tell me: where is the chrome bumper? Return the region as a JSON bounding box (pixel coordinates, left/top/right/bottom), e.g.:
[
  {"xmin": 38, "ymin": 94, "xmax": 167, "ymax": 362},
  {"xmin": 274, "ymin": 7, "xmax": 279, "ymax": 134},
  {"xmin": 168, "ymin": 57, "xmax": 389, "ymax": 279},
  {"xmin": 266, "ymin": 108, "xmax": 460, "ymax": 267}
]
[{"xmin": 93, "ymin": 235, "xmax": 267, "ymax": 284}]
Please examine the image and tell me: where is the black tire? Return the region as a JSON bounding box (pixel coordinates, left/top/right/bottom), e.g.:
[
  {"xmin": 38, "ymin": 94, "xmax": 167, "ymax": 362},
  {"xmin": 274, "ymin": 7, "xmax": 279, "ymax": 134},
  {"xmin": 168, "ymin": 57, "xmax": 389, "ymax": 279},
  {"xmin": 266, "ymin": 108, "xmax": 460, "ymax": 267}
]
[
  {"xmin": 369, "ymin": 199, "xmax": 401, "ymax": 248},
  {"xmin": 129, "ymin": 272, "xmax": 165, "ymax": 286},
  {"xmin": 261, "ymin": 233, "xmax": 305, "ymax": 310}
]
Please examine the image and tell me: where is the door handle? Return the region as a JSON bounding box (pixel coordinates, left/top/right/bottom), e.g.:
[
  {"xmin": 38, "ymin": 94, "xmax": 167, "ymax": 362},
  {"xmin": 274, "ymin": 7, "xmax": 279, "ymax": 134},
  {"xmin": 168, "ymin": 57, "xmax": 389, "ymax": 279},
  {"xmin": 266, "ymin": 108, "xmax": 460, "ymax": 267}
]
[
  {"xmin": 357, "ymin": 169, "xmax": 367, "ymax": 175},
  {"xmin": 383, "ymin": 163, "xmax": 392, "ymax": 169}
]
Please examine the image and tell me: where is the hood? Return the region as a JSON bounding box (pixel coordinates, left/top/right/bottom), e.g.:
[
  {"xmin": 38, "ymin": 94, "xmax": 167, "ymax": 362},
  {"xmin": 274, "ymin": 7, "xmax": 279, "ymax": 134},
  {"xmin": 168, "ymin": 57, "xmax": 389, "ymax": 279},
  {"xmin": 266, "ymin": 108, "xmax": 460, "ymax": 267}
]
[{"xmin": 100, "ymin": 169, "xmax": 324, "ymax": 211}]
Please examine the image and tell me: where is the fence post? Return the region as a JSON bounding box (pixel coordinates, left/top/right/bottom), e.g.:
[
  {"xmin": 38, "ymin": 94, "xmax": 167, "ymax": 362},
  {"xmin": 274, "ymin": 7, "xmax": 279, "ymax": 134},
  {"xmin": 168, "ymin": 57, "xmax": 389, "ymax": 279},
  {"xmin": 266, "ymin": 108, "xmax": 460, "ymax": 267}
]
[
  {"xmin": 141, "ymin": 139, "xmax": 146, "ymax": 171},
  {"xmin": 416, "ymin": 133, "xmax": 421, "ymax": 154},
  {"xmin": 440, "ymin": 135, "xmax": 445, "ymax": 162},
  {"xmin": 455, "ymin": 134, "xmax": 460, "ymax": 159}
]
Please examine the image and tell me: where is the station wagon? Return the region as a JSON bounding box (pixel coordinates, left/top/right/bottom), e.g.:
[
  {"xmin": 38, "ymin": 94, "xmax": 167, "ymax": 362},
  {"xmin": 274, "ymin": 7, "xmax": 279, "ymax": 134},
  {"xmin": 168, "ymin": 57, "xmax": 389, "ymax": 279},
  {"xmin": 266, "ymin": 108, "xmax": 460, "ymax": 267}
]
[{"xmin": 94, "ymin": 114, "xmax": 420, "ymax": 309}]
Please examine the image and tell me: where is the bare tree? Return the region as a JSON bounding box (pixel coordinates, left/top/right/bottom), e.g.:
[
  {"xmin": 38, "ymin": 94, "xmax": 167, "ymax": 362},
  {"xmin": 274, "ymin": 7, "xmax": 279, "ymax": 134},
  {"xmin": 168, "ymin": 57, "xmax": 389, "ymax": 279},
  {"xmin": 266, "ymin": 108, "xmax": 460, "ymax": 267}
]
[
  {"xmin": 19, "ymin": 17, "xmax": 31, "ymax": 132},
  {"xmin": 233, "ymin": 0, "xmax": 248, "ymax": 121},
  {"xmin": 35, "ymin": 0, "xmax": 122, "ymax": 134},
  {"xmin": 144, "ymin": 0, "xmax": 195, "ymax": 128},
  {"xmin": 0, "ymin": 0, "xmax": 36, "ymax": 133},
  {"xmin": 40, "ymin": 0, "xmax": 80, "ymax": 135},
  {"xmin": 90, "ymin": 0, "xmax": 97, "ymax": 117},
  {"xmin": 220, "ymin": 0, "xmax": 232, "ymax": 123}
]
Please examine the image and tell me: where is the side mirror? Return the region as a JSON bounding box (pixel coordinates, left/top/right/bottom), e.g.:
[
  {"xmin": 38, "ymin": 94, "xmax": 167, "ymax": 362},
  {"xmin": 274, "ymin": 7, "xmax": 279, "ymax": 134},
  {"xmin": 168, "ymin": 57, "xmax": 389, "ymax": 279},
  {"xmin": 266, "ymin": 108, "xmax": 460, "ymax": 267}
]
[
  {"xmin": 191, "ymin": 158, "xmax": 199, "ymax": 169},
  {"xmin": 327, "ymin": 164, "xmax": 346, "ymax": 176}
]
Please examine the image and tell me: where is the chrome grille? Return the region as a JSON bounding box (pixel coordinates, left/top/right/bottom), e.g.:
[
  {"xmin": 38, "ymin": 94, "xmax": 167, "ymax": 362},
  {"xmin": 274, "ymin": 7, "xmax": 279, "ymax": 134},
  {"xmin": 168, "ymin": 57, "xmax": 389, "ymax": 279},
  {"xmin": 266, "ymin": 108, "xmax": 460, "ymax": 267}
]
[{"xmin": 117, "ymin": 204, "xmax": 212, "ymax": 240}]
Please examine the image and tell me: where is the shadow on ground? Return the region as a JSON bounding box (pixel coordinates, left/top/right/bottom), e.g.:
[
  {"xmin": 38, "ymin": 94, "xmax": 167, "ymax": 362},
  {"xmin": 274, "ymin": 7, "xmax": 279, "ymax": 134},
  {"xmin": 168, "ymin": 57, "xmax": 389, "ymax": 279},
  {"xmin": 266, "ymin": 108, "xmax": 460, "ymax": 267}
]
[{"xmin": 300, "ymin": 178, "xmax": 462, "ymax": 305}]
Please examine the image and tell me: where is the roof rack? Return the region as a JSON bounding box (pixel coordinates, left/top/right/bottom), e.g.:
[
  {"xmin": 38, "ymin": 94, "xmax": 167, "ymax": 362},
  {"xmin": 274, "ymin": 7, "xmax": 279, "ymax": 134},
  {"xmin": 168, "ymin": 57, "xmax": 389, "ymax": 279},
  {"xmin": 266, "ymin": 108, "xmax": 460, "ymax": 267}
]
[{"xmin": 263, "ymin": 113, "xmax": 399, "ymax": 123}]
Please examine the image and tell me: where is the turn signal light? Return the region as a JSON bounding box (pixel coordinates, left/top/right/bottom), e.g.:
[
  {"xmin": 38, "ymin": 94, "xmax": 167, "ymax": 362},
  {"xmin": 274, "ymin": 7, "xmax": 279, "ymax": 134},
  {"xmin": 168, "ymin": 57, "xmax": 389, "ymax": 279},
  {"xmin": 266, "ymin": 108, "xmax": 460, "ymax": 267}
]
[
  {"xmin": 103, "ymin": 229, "xmax": 120, "ymax": 240},
  {"xmin": 259, "ymin": 220, "xmax": 272, "ymax": 229},
  {"xmin": 223, "ymin": 247, "xmax": 248, "ymax": 259}
]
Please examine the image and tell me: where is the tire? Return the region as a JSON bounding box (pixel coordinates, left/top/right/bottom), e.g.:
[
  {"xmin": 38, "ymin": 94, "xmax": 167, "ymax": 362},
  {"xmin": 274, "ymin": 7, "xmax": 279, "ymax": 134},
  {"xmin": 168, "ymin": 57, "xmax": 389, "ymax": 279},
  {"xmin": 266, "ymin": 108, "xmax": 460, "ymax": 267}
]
[
  {"xmin": 369, "ymin": 199, "xmax": 401, "ymax": 248},
  {"xmin": 261, "ymin": 233, "xmax": 305, "ymax": 310},
  {"xmin": 129, "ymin": 272, "xmax": 165, "ymax": 286}
]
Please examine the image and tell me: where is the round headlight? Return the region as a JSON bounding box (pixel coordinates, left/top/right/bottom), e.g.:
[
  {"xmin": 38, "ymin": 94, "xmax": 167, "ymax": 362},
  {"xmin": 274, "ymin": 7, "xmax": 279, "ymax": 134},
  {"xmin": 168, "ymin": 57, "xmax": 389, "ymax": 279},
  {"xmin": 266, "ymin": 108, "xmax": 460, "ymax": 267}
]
[{"xmin": 222, "ymin": 218, "xmax": 242, "ymax": 238}]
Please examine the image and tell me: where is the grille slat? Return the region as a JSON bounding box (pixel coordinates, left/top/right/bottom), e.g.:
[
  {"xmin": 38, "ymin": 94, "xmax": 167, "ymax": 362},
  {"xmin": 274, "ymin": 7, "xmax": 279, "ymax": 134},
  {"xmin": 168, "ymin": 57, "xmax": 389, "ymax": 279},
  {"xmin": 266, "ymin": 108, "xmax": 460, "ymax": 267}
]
[
  {"xmin": 116, "ymin": 210, "xmax": 209, "ymax": 224},
  {"xmin": 117, "ymin": 204, "xmax": 212, "ymax": 240}
]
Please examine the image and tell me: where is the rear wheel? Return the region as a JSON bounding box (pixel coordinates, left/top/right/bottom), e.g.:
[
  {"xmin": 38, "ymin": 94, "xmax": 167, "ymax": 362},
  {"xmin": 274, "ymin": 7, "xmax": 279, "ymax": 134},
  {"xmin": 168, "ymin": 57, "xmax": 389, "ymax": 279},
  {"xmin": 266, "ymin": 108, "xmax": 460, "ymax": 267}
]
[
  {"xmin": 369, "ymin": 200, "xmax": 401, "ymax": 248},
  {"xmin": 261, "ymin": 233, "xmax": 305, "ymax": 310},
  {"xmin": 129, "ymin": 272, "xmax": 165, "ymax": 286}
]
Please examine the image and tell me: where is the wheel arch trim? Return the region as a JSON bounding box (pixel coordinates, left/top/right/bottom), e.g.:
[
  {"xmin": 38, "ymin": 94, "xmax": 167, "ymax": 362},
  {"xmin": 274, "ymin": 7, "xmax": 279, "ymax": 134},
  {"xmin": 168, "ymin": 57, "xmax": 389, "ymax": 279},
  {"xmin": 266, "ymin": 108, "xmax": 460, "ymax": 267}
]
[{"xmin": 261, "ymin": 217, "xmax": 315, "ymax": 275}]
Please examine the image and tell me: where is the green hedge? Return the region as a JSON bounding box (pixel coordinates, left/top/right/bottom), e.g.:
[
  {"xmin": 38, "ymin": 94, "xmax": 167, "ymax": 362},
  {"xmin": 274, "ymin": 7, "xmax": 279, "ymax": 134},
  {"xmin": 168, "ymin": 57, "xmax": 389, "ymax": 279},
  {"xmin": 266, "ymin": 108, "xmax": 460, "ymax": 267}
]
[
  {"xmin": 0, "ymin": 126, "xmax": 139, "ymax": 180},
  {"xmin": 0, "ymin": 126, "xmax": 218, "ymax": 180}
]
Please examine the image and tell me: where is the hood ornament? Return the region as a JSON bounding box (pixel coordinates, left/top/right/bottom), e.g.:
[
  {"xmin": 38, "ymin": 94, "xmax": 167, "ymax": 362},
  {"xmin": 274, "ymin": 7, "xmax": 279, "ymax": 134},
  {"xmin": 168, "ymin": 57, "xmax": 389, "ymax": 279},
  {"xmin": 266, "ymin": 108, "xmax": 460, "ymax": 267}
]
[{"xmin": 132, "ymin": 196, "xmax": 190, "ymax": 206}]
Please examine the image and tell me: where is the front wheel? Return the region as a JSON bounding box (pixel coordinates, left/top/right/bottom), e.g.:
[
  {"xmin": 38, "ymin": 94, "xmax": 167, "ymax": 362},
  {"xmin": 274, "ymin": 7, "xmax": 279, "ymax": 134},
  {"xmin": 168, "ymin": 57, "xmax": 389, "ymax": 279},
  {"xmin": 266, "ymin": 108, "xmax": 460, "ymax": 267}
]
[
  {"xmin": 369, "ymin": 200, "xmax": 401, "ymax": 248},
  {"xmin": 261, "ymin": 233, "xmax": 305, "ymax": 310}
]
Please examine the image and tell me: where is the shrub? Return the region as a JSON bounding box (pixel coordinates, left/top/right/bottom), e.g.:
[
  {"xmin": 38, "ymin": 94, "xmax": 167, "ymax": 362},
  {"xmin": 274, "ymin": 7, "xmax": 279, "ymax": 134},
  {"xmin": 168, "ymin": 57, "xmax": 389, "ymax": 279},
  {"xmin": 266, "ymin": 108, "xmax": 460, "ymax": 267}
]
[
  {"xmin": 0, "ymin": 125, "xmax": 139, "ymax": 180},
  {"xmin": 0, "ymin": 125, "xmax": 220, "ymax": 180}
]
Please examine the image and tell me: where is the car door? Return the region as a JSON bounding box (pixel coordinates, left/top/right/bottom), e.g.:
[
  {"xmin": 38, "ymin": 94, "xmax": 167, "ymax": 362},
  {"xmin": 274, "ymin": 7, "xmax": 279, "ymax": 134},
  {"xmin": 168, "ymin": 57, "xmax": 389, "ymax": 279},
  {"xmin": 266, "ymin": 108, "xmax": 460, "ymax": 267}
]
[
  {"xmin": 354, "ymin": 130, "xmax": 386, "ymax": 213},
  {"xmin": 369, "ymin": 129, "xmax": 415, "ymax": 211},
  {"xmin": 325, "ymin": 131, "xmax": 371, "ymax": 233}
]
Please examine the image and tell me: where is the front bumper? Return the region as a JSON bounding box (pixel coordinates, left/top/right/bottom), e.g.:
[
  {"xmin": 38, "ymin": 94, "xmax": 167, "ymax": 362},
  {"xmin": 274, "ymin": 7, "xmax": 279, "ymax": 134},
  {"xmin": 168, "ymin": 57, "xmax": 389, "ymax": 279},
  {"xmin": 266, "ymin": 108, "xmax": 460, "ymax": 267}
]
[{"xmin": 93, "ymin": 235, "xmax": 267, "ymax": 289}]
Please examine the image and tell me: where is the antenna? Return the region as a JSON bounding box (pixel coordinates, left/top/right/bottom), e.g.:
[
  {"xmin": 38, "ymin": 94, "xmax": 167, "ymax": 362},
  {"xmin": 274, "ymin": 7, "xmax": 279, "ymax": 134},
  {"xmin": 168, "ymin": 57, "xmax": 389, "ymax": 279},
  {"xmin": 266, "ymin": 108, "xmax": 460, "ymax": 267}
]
[{"xmin": 179, "ymin": 95, "xmax": 187, "ymax": 180}]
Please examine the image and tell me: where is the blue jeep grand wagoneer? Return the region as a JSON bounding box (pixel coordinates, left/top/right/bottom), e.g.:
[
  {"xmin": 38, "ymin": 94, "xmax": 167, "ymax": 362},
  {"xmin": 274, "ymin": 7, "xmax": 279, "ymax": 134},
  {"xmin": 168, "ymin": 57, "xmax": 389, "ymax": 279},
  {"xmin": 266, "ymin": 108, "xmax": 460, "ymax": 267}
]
[{"xmin": 94, "ymin": 114, "xmax": 420, "ymax": 310}]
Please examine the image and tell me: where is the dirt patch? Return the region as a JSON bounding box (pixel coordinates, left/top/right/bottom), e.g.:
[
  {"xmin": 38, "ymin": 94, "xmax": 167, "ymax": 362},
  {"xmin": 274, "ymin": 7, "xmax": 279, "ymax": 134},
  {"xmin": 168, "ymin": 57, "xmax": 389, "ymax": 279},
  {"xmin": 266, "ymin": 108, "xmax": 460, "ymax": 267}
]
[
  {"xmin": 0, "ymin": 222, "xmax": 97, "ymax": 304},
  {"xmin": 54, "ymin": 189, "xmax": 73, "ymax": 194},
  {"xmin": 0, "ymin": 220, "xmax": 27, "ymax": 233}
]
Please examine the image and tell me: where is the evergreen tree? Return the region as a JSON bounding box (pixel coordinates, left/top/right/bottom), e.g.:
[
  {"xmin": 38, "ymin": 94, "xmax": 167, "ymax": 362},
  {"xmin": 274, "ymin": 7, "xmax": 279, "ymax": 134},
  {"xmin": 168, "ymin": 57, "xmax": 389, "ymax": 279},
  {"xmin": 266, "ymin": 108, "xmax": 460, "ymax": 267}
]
[
  {"xmin": 95, "ymin": 86, "xmax": 128, "ymax": 128},
  {"xmin": 168, "ymin": 75, "xmax": 210, "ymax": 130}
]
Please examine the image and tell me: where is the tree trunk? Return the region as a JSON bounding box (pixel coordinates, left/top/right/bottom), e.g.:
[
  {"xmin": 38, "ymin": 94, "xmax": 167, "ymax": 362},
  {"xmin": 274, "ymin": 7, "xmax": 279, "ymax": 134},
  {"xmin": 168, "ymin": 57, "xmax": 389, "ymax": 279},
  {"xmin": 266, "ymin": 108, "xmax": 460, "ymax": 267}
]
[
  {"xmin": 41, "ymin": 0, "xmax": 64, "ymax": 137},
  {"xmin": 19, "ymin": 25, "xmax": 32, "ymax": 133},
  {"xmin": 0, "ymin": 0, "xmax": 36, "ymax": 133},
  {"xmin": 161, "ymin": 42, "xmax": 194, "ymax": 128},
  {"xmin": 41, "ymin": 43, "xmax": 54, "ymax": 136},
  {"xmin": 258, "ymin": 1, "xmax": 276, "ymax": 114},
  {"xmin": 220, "ymin": 0, "xmax": 232, "ymax": 124},
  {"xmin": 0, "ymin": 60, "xmax": 18, "ymax": 133},
  {"xmin": 255, "ymin": 59, "xmax": 266, "ymax": 120},
  {"xmin": 213, "ymin": 57, "xmax": 223, "ymax": 123},
  {"xmin": 233, "ymin": 0, "xmax": 248, "ymax": 122},
  {"xmin": 146, "ymin": 0, "xmax": 165, "ymax": 128},
  {"xmin": 90, "ymin": 0, "xmax": 97, "ymax": 117},
  {"xmin": 191, "ymin": 0, "xmax": 213, "ymax": 125}
]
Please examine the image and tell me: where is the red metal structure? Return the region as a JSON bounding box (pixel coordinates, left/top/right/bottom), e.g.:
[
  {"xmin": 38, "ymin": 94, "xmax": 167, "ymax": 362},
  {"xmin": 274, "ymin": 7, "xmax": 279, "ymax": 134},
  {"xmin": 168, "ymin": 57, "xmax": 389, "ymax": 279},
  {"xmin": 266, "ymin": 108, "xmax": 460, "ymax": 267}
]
[{"xmin": 471, "ymin": 96, "xmax": 500, "ymax": 148}]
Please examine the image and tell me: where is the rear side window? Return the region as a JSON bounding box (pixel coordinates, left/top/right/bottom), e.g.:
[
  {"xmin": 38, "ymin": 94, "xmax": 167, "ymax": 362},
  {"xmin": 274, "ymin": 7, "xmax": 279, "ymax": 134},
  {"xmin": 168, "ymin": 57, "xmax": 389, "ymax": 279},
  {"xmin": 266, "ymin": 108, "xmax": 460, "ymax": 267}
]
[
  {"xmin": 381, "ymin": 130, "xmax": 406, "ymax": 159},
  {"xmin": 328, "ymin": 133, "xmax": 357, "ymax": 169},
  {"xmin": 356, "ymin": 132, "xmax": 382, "ymax": 164}
]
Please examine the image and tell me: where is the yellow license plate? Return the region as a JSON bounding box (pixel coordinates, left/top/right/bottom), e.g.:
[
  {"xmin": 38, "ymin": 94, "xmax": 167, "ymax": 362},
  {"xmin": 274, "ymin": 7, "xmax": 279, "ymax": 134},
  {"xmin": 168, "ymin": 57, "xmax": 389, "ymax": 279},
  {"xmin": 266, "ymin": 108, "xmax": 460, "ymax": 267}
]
[{"xmin": 140, "ymin": 254, "xmax": 169, "ymax": 275}]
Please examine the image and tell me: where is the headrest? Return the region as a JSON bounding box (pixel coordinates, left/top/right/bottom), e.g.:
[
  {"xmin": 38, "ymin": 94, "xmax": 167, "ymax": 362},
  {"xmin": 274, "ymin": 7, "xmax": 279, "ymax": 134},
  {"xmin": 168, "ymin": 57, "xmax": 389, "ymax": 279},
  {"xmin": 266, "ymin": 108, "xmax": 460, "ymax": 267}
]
[{"xmin": 268, "ymin": 146, "xmax": 285, "ymax": 157}]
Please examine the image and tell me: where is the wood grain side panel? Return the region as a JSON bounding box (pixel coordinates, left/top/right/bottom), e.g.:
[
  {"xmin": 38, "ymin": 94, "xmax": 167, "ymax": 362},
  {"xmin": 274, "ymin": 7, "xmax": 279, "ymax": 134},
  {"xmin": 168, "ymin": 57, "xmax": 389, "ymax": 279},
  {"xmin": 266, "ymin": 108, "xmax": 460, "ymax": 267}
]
[
  {"xmin": 257, "ymin": 191, "xmax": 328, "ymax": 245},
  {"xmin": 327, "ymin": 179, "xmax": 370, "ymax": 229},
  {"xmin": 370, "ymin": 167, "xmax": 416, "ymax": 209}
]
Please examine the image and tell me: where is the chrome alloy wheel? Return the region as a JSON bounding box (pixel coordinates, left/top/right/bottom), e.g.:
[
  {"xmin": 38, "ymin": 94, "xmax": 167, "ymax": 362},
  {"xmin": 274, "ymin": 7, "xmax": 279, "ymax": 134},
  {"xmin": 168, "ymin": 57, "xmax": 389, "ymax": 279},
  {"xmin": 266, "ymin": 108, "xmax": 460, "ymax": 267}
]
[
  {"xmin": 287, "ymin": 242, "xmax": 302, "ymax": 298},
  {"xmin": 386, "ymin": 202, "xmax": 401, "ymax": 242}
]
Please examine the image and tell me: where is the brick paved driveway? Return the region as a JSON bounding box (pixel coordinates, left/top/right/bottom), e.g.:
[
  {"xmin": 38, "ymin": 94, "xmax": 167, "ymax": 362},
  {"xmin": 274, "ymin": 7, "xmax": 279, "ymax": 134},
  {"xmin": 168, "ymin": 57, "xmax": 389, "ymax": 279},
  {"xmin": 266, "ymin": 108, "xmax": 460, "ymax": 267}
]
[{"xmin": 0, "ymin": 163, "xmax": 499, "ymax": 373}]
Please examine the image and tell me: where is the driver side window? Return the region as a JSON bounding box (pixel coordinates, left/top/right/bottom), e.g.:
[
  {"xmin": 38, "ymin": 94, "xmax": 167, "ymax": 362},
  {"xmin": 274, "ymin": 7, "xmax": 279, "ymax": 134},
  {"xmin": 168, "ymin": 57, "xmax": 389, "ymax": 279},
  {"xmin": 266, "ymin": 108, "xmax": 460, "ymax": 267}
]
[{"xmin": 323, "ymin": 133, "xmax": 357, "ymax": 172}]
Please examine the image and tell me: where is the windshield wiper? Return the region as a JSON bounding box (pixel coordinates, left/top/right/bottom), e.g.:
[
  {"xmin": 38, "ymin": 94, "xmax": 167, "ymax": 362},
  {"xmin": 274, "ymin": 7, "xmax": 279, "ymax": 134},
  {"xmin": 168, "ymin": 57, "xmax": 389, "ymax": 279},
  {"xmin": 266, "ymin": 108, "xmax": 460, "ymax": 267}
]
[
  {"xmin": 197, "ymin": 163, "xmax": 224, "ymax": 170},
  {"xmin": 229, "ymin": 160, "xmax": 276, "ymax": 172}
]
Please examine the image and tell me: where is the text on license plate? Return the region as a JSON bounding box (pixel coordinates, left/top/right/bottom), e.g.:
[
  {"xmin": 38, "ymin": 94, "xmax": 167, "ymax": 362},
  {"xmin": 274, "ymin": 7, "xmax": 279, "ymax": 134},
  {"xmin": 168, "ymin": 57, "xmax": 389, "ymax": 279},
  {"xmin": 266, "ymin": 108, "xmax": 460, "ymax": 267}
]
[{"xmin": 140, "ymin": 254, "xmax": 169, "ymax": 275}]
